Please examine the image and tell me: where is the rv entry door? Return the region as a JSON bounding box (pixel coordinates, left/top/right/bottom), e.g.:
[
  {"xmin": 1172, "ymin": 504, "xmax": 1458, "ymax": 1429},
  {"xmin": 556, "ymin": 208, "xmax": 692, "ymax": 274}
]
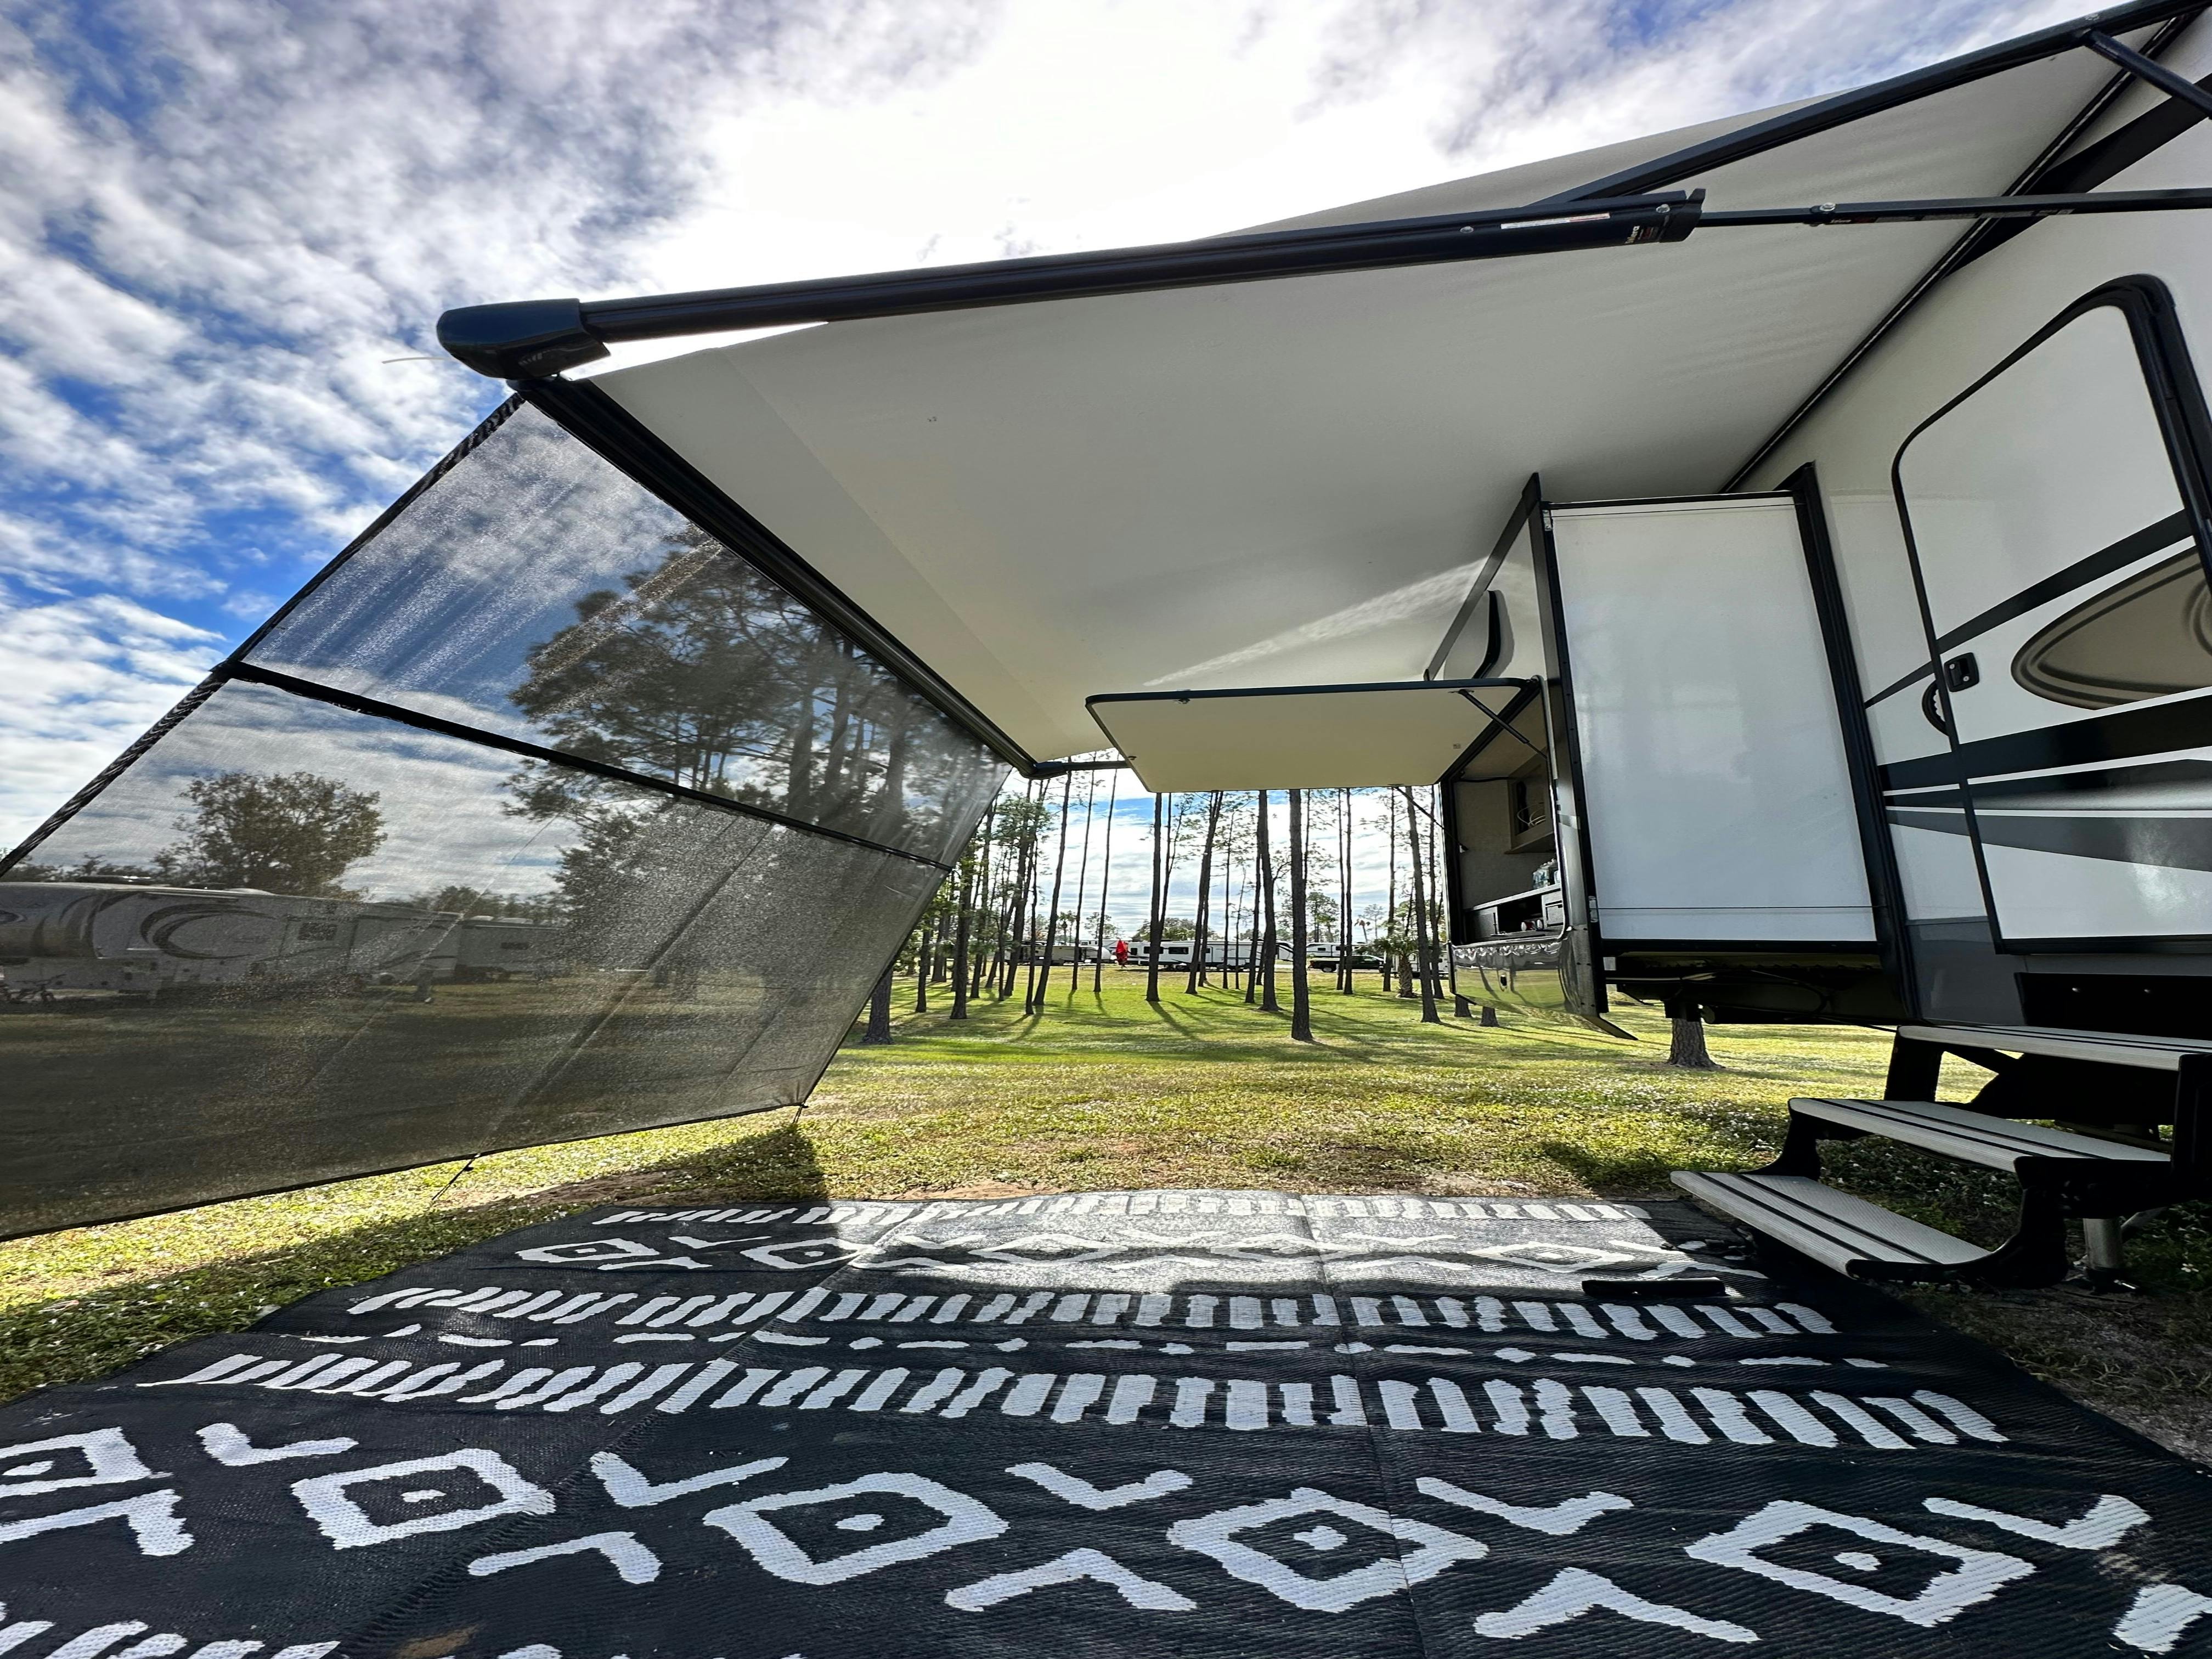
[{"xmin": 1892, "ymin": 286, "xmax": 2212, "ymax": 949}]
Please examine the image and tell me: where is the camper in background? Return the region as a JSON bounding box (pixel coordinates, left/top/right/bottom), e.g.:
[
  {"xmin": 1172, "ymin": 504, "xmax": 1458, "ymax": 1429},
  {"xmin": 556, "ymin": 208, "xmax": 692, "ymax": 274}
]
[{"xmin": 0, "ymin": 882, "xmax": 567, "ymax": 998}]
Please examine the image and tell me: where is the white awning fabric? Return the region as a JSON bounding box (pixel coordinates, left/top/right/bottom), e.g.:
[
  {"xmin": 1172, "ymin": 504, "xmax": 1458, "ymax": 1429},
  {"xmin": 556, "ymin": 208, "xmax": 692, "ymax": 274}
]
[{"xmin": 589, "ymin": 37, "xmax": 2150, "ymax": 774}]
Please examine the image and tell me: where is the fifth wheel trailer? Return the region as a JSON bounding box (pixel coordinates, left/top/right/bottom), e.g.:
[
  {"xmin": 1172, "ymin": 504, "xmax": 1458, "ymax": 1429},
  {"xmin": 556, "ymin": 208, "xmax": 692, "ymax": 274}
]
[
  {"xmin": 8, "ymin": 4, "xmax": 2212, "ymax": 1278},
  {"xmin": 0, "ymin": 882, "xmax": 567, "ymax": 996}
]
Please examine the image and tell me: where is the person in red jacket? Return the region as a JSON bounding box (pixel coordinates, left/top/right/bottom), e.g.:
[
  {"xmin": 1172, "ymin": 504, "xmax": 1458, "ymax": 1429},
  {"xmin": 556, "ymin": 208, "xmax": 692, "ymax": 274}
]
[{"xmin": 1113, "ymin": 938, "xmax": 1128, "ymax": 966}]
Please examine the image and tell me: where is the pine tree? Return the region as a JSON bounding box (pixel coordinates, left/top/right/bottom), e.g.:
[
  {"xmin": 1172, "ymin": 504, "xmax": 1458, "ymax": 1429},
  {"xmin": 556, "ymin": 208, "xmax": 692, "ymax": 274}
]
[
  {"xmin": 1289, "ymin": 788, "xmax": 1313, "ymax": 1042},
  {"xmin": 1030, "ymin": 772, "xmax": 1075, "ymax": 1009},
  {"xmin": 1401, "ymin": 786, "xmax": 1441, "ymax": 1024},
  {"xmin": 1093, "ymin": 770, "xmax": 1119, "ymax": 992},
  {"xmin": 1257, "ymin": 789, "xmax": 1280, "ymax": 1014},
  {"xmin": 1144, "ymin": 792, "xmax": 1167, "ymax": 1003}
]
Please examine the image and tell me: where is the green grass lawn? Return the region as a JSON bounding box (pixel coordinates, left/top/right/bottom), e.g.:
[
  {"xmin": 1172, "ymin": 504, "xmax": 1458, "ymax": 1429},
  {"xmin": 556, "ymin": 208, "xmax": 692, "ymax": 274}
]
[{"xmin": 4, "ymin": 968, "xmax": 2206, "ymax": 1455}]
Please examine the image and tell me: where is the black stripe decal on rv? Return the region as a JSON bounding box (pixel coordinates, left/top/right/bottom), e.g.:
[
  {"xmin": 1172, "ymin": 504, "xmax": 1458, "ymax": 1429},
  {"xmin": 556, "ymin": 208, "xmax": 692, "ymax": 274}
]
[
  {"xmin": 1878, "ymin": 691, "xmax": 2212, "ymax": 791},
  {"xmin": 1864, "ymin": 511, "xmax": 2195, "ymax": 707},
  {"xmin": 1887, "ymin": 806, "xmax": 2212, "ymax": 873}
]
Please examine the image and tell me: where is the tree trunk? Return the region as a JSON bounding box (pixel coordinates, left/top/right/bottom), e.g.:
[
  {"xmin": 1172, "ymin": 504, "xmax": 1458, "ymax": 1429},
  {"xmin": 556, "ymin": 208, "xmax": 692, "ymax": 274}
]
[
  {"xmin": 1235, "ymin": 866, "xmax": 1252, "ymax": 990},
  {"xmin": 1064, "ymin": 773, "xmax": 1096, "ymax": 1003},
  {"xmin": 994, "ymin": 844, "xmax": 1023, "ymax": 1000},
  {"xmin": 1093, "ymin": 770, "xmax": 1118, "ymax": 992},
  {"xmin": 985, "ymin": 790, "xmax": 1024, "ymax": 1000},
  {"xmin": 1402, "ymin": 786, "xmax": 1441, "ymax": 1024},
  {"xmin": 1257, "ymin": 789, "xmax": 1280, "ymax": 1014},
  {"xmin": 1381, "ymin": 788, "xmax": 1398, "ymax": 991},
  {"xmin": 1145, "ymin": 792, "xmax": 1166, "ymax": 1003},
  {"xmin": 786, "ymin": 672, "xmax": 819, "ymax": 824},
  {"xmin": 1019, "ymin": 833, "xmax": 1044, "ymax": 1008},
  {"xmin": 913, "ymin": 921, "xmax": 933, "ymax": 1013},
  {"xmin": 1001, "ymin": 781, "xmax": 1039, "ymax": 1000},
  {"xmin": 1429, "ymin": 785, "xmax": 1461, "ymax": 1013},
  {"xmin": 861, "ymin": 963, "xmax": 894, "ymax": 1043},
  {"xmin": 1187, "ymin": 791, "xmax": 1221, "ymax": 994},
  {"xmin": 1030, "ymin": 773, "xmax": 1074, "ymax": 1009},
  {"xmin": 1289, "ymin": 788, "xmax": 1312, "ymax": 1042},
  {"xmin": 949, "ymin": 850, "xmax": 974, "ymax": 1021},
  {"xmin": 1245, "ymin": 843, "xmax": 1262, "ymax": 1005},
  {"xmin": 1668, "ymin": 1004, "xmax": 1722, "ymax": 1069},
  {"xmin": 1339, "ymin": 787, "xmax": 1356, "ymax": 992},
  {"xmin": 967, "ymin": 803, "xmax": 995, "ymax": 1001},
  {"xmin": 1385, "ymin": 788, "xmax": 1397, "ymax": 941}
]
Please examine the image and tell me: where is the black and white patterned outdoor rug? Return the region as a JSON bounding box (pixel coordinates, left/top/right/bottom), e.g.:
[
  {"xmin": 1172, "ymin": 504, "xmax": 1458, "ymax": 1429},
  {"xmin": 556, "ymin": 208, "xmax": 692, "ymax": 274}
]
[{"xmin": 3, "ymin": 1189, "xmax": 2210, "ymax": 1658}]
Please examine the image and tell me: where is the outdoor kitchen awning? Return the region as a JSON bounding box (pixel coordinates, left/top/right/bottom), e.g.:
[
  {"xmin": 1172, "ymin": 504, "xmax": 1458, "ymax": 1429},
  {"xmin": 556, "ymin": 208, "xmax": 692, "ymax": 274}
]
[{"xmin": 1087, "ymin": 680, "xmax": 1537, "ymax": 793}]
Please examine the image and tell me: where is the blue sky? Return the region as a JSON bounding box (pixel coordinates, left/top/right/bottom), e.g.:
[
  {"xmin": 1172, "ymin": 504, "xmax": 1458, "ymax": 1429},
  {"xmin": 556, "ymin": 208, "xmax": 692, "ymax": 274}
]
[{"xmin": 1, "ymin": 0, "xmax": 2076, "ymax": 885}]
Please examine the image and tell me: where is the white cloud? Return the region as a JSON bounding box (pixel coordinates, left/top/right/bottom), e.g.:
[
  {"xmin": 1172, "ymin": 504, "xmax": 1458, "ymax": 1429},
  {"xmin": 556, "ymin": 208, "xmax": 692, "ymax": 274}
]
[
  {"xmin": 0, "ymin": 0, "xmax": 998, "ymax": 598},
  {"xmin": 0, "ymin": 591, "xmax": 223, "ymax": 847},
  {"xmin": 1304, "ymin": 0, "xmax": 2081, "ymax": 172}
]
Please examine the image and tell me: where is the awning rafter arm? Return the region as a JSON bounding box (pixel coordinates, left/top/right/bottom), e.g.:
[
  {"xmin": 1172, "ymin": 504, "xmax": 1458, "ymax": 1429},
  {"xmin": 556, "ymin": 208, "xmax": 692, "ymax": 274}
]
[
  {"xmin": 1453, "ymin": 689, "xmax": 1544, "ymax": 757},
  {"xmin": 439, "ymin": 195, "xmax": 1699, "ymax": 379},
  {"xmin": 1539, "ymin": 0, "xmax": 2209, "ymax": 204},
  {"xmin": 1700, "ymin": 185, "xmax": 2212, "ymax": 226},
  {"xmin": 1721, "ymin": 9, "xmax": 2200, "ymax": 489},
  {"xmin": 439, "ymin": 185, "xmax": 2212, "ymax": 383},
  {"xmin": 2086, "ymin": 27, "xmax": 2212, "ymax": 120}
]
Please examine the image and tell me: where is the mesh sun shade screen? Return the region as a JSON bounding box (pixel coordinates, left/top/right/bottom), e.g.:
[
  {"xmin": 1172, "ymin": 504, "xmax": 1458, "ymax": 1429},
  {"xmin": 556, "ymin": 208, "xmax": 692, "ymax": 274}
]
[{"xmin": 0, "ymin": 404, "xmax": 1000, "ymax": 1237}]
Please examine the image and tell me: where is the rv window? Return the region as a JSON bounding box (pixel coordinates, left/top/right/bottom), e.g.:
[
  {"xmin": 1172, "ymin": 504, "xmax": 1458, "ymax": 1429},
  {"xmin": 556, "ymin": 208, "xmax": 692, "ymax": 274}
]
[{"xmin": 1895, "ymin": 293, "xmax": 2212, "ymax": 739}]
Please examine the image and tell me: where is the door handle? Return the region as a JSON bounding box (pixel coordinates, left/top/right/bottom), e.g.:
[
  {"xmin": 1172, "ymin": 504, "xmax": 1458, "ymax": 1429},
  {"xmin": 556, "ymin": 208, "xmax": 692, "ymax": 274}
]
[{"xmin": 1920, "ymin": 652, "xmax": 1979, "ymax": 733}]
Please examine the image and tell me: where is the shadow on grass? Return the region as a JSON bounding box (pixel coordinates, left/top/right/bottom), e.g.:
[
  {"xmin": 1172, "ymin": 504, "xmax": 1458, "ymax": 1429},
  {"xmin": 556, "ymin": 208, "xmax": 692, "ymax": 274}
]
[
  {"xmin": 879, "ymin": 979, "xmax": 1509, "ymax": 1070},
  {"xmin": 0, "ymin": 1120, "xmax": 830, "ymax": 1406},
  {"xmin": 1536, "ymin": 1114, "xmax": 1779, "ymax": 1195},
  {"xmin": 1141, "ymin": 996, "xmax": 1200, "ymax": 1038}
]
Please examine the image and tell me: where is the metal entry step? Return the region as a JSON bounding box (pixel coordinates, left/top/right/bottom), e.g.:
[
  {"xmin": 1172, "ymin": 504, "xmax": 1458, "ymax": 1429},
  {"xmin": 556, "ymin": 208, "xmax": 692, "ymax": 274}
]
[
  {"xmin": 1671, "ymin": 1171, "xmax": 1989, "ymax": 1280},
  {"xmin": 1790, "ymin": 1097, "xmax": 2170, "ymax": 1172}
]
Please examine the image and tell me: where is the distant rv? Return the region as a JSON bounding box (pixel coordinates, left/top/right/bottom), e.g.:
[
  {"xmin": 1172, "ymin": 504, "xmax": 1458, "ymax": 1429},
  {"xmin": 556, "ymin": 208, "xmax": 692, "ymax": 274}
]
[
  {"xmin": 1007, "ymin": 941, "xmax": 1102, "ymax": 965},
  {"xmin": 1123, "ymin": 940, "xmax": 1256, "ymax": 969},
  {"xmin": 1124, "ymin": 939, "xmax": 1381, "ymax": 972},
  {"xmin": 0, "ymin": 882, "xmax": 565, "ymax": 996}
]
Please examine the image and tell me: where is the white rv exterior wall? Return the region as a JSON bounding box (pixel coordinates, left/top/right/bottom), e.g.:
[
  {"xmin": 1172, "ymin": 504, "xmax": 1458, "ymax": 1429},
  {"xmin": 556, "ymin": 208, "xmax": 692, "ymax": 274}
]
[{"xmin": 1751, "ymin": 53, "xmax": 2212, "ymax": 1012}]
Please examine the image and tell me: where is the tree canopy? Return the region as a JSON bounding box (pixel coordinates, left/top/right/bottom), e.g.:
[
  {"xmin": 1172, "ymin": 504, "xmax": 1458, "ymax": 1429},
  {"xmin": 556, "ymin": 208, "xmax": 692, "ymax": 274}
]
[
  {"xmin": 502, "ymin": 524, "xmax": 998, "ymax": 925},
  {"xmin": 156, "ymin": 770, "xmax": 385, "ymax": 896}
]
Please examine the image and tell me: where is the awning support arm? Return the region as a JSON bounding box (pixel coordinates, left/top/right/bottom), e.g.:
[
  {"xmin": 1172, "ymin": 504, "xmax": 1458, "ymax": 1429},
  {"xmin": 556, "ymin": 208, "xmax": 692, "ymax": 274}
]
[
  {"xmin": 439, "ymin": 194, "xmax": 1698, "ymax": 379},
  {"xmin": 1540, "ymin": 0, "xmax": 2209, "ymax": 203},
  {"xmin": 1454, "ymin": 690, "xmax": 1544, "ymax": 756},
  {"xmin": 1719, "ymin": 9, "xmax": 2197, "ymax": 491},
  {"xmin": 2086, "ymin": 27, "xmax": 2212, "ymax": 119},
  {"xmin": 1697, "ymin": 185, "xmax": 2212, "ymax": 227},
  {"xmin": 442, "ymin": 183, "xmax": 2212, "ymax": 382}
]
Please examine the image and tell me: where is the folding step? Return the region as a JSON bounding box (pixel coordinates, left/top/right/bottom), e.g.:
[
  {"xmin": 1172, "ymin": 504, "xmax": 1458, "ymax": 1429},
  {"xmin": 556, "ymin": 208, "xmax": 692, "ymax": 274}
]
[
  {"xmin": 1790, "ymin": 1097, "xmax": 2170, "ymax": 1172},
  {"xmin": 1897, "ymin": 1022, "xmax": 2212, "ymax": 1071},
  {"xmin": 1671, "ymin": 1171, "xmax": 1988, "ymax": 1280}
]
